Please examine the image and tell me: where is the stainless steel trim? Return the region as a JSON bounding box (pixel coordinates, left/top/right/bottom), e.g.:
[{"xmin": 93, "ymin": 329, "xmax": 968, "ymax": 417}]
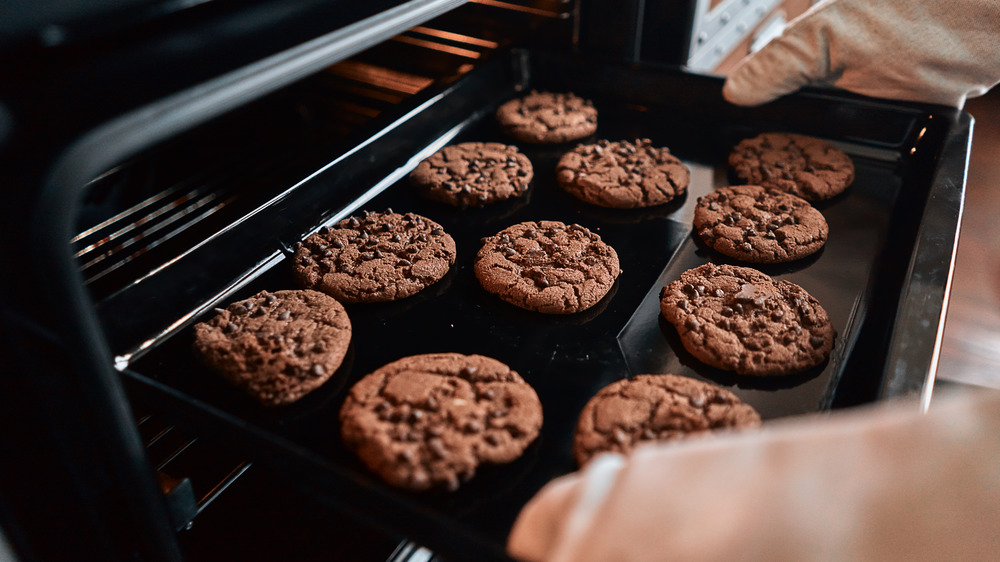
[
  {"xmin": 387, "ymin": 540, "xmax": 436, "ymax": 562},
  {"xmin": 196, "ymin": 461, "xmax": 253, "ymax": 514},
  {"xmin": 879, "ymin": 113, "xmax": 972, "ymax": 409}
]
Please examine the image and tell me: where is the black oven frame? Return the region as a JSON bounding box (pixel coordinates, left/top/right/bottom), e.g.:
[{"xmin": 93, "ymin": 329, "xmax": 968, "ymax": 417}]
[{"xmin": 1, "ymin": 2, "xmax": 475, "ymax": 559}]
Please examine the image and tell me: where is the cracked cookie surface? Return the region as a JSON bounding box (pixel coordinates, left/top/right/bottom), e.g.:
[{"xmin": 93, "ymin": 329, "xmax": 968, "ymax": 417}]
[
  {"xmin": 193, "ymin": 289, "xmax": 352, "ymax": 407},
  {"xmin": 694, "ymin": 185, "xmax": 828, "ymax": 263},
  {"xmin": 339, "ymin": 353, "xmax": 543, "ymax": 491},
  {"xmin": 409, "ymin": 142, "xmax": 533, "ymax": 208},
  {"xmin": 495, "ymin": 91, "xmax": 598, "ymax": 144},
  {"xmin": 660, "ymin": 264, "xmax": 835, "ymax": 376},
  {"xmin": 574, "ymin": 374, "xmax": 761, "ymax": 466},
  {"xmin": 474, "ymin": 220, "xmax": 620, "ymax": 314},
  {"xmin": 293, "ymin": 211, "xmax": 456, "ymax": 303},
  {"xmin": 556, "ymin": 139, "xmax": 690, "ymax": 209},
  {"xmin": 729, "ymin": 132, "xmax": 854, "ymax": 201}
]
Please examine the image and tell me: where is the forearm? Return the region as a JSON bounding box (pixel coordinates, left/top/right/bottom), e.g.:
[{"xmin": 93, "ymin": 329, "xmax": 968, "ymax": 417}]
[{"xmin": 508, "ymin": 389, "xmax": 1000, "ymax": 561}]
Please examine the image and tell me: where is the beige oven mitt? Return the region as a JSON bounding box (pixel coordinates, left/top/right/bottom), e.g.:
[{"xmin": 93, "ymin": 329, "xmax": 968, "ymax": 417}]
[
  {"xmin": 507, "ymin": 389, "xmax": 1000, "ymax": 561},
  {"xmin": 723, "ymin": 0, "xmax": 1000, "ymax": 107}
]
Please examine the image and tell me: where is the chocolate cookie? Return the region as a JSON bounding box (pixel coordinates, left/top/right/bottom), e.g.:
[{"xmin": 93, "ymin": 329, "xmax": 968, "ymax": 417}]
[
  {"xmin": 729, "ymin": 133, "xmax": 855, "ymax": 201},
  {"xmin": 339, "ymin": 353, "xmax": 543, "ymax": 491},
  {"xmin": 193, "ymin": 289, "xmax": 352, "ymax": 407},
  {"xmin": 474, "ymin": 220, "xmax": 621, "ymax": 314},
  {"xmin": 556, "ymin": 139, "xmax": 690, "ymax": 209},
  {"xmin": 495, "ymin": 91, "xmax": 598, "ymax": 144},
  {"xmin": 693, "ymin": 185, "xmax": 828, "ymax": 263},
  {"xmin": 659, "ymin": 263, "xmax": 835, "ymax": 376},
  {"xmin": 574, "ymin": 374, "xmax": 761, "ymax": 466},
  {"xmin": 293, "ymin": 211, "xmax": 456, "ymax": 303},
  {"xmin": 409, "ymin": 142, "xmax": 533, "ymax": 208}
]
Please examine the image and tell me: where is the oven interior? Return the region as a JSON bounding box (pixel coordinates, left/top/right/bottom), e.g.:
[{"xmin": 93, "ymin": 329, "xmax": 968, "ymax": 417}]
[{"xmin": 5, "ymin": 0, "xmax": 968, "ymax": 560}]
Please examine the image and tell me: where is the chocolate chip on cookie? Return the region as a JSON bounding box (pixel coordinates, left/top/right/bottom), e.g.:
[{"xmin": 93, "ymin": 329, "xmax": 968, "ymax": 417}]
[
  {"xmin": 193, "ymin": 289, "xmax": 352, "ymax": 407},
  {"xmin": 496, "ymin": 91, "xmax": 598, "ymax": 144},
  {"xmin": 729, "ymin": 133, "xmax": 854, "ymax": 201},
  {"xmin": 339, "ymin": 353, "xmax": 543, "ymax": 491},
  {"xmin": 293, "ymin": 211, "xmax": 456, "ymax": 303},
  {"xmin": 694, "ymin": 185, "xmax": 828, "ymax": 263},
  {"xmin": 556, "ymin": 139, "xmax": 690, "ymax": 209},
  {"xmin": 474, "ymin": 220, "xmax": 621, "ymax": 314},
  {"xmin": 409, "ymin": 142, "xmax": 533, "ymax": 208},
  {"xmin": 574, "ymin": 374, "xmax": 761, "ymax": 466},
  {"xmin": 659, "ymin": 263, "xmax": 835, "ymax": 376}
]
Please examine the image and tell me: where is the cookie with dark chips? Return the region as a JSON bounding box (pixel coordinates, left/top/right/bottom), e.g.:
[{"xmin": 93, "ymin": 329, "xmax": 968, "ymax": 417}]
[
  {"xmin": 474, "ymin": 220, "xmax": 621, "ymax": 314},
  {"xmin": 574, "ymin": 374, "xmax": 761, "ymax": 466},
  {"xmin": 339, "ymin": 353, "xmax": 543, "ymax": 491},
  {"xmin": 495, "ymin": 91, "xmax": 598, "ymax": 144},
  {"xmin": 659, "ymin": 263, "xmax": 835, "ymax": 376},
  {"xmin": 409, "ymin": 142, "xmax": 533, "ymax": 208},
  {"xmin": 193, "ymin": 289, "xmax": 352, "ymax": 407},
  {"xmin": 293, "ymin": 211, "xmax": 456, "ymax": 303},
  {"xmin": 694, "ymin": 185, "xmax": 828, "ymax": 263},
  {"xmin": 729, "ymin": 132, "xmax": 855, "ymax": 201},
  {"xmin": 556, "ymin": 139, "xmax": 690, "ymax": 209}
]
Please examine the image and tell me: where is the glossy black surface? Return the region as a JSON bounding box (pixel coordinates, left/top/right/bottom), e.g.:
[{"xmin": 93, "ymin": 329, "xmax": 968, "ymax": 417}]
[
  {"xmin": 123, "ymin": 52, "xmax": 960, "ymax": 558},
  {"xmin": 620, "ymin": 153, "xmax": 906, "ymax": 417}
]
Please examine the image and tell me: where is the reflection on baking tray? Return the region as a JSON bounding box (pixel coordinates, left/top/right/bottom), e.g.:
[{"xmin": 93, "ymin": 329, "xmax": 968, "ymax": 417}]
[
  {"xmin": 690, "ymin": 234, "xmax": 828, "ymax": 275},
  {"xmin": 656, "ymin": 314, "xmax": 826, "ymax": 392},
  {"xmin": 619, "ymin": 155, "xmax": 899, "ymax": 419}
]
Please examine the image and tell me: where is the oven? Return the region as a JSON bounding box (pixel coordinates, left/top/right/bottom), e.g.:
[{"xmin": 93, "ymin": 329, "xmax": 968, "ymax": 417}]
[{"xmin": 0, "ymin": 0, "xmax": 969, "ymax": 560}]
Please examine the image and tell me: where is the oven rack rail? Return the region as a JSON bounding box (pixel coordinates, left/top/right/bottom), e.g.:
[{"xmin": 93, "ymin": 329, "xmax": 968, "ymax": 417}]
[
  {"xmin": 139, "ymin": 413, "xmax": 448, "ymax": 561},
  {"xmin": 137, "ymin": 414, "xmax": 252, "ymax": 531}
]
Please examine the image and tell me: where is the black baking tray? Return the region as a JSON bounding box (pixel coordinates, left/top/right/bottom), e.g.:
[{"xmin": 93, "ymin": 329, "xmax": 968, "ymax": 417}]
[{"xmin": 118, "ymin": 50, "xmax": 967, "ymax": 559}]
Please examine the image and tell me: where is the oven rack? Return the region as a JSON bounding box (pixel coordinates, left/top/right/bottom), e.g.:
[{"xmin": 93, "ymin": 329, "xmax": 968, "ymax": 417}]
[{"xmin": 138, "ymin": 412, "xmax": 442, "ymax": 561}]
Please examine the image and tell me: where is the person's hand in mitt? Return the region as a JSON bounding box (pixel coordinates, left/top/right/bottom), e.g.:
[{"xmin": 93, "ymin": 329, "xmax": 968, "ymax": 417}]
[{"xmin": 723, "ymin": 0, "xmax": 1000, "ymax": 108}]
